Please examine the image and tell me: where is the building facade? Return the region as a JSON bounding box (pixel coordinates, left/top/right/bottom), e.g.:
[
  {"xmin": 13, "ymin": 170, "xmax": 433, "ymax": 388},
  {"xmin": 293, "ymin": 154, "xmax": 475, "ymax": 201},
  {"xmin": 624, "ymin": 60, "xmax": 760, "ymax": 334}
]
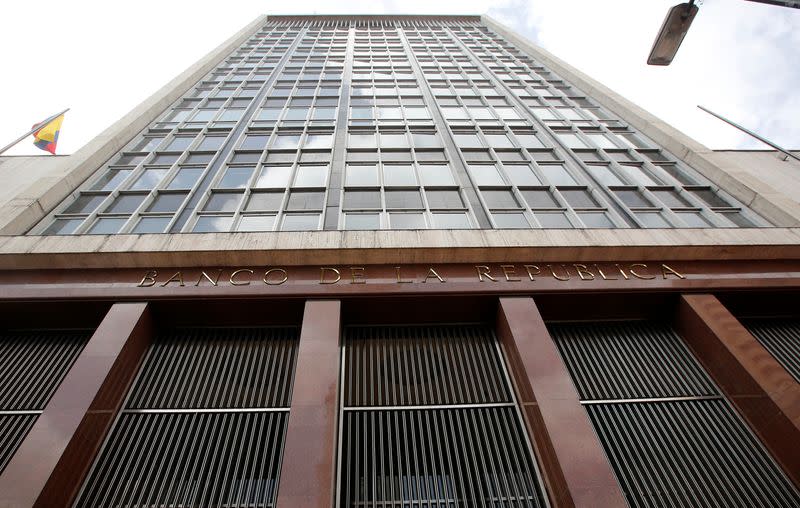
[{"xmin": 0, "ymin": 14, "xmax": 799, "ymax": 508}]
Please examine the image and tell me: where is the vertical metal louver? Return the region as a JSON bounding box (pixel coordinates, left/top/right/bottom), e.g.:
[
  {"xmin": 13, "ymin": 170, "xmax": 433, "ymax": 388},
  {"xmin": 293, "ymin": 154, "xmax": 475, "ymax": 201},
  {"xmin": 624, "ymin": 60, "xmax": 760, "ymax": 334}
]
[
  {"xmin": 745, "ymin": 319, "xmax": 800, "ymax": 383},
  {"xmin": 550, "ymin": 321, "xmax": 800, "ymax": 508},
  {"xmin": 0, "ymin": 330, "xmax": 88, "ymax": 473},
  {"xmin": 339, "ymin": 325, "xmax": 547, "ymax": 508},
  {"xmin": 75, "ymin": 327, "xmax": 298, "ymax": 508}
]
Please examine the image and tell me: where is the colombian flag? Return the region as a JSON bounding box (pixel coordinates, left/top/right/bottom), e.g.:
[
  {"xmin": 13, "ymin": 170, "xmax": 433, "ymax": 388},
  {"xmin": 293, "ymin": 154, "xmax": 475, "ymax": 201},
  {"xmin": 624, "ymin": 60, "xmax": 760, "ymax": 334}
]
[{"xmin": 32, "ymin": 114, "xmax": 65, "ymax": 155}]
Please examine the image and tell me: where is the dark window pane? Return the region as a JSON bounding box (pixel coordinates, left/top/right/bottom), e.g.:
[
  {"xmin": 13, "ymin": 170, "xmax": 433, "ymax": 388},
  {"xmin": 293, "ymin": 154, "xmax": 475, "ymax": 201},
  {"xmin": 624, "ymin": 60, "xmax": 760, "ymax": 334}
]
[
  {"xmin": 147, "ymin": 193, "xmax": 187, "ymax": 213},
  {"xmin": 130, "ymin": 169, "xmax": 168, "ymax": 190},
  {"xmin": 241, "ymin": 135, "xmax": 269, "ymax": 150},
  {"xmin": 197, "ymin": 136, "xmax": 226, "ymax": 151},
  {"xmin": 204, "ymin": 192, "xmax": 243, "ymax": 212},
  {"xmin": 167, "ymin": 168, "xmax": 204, "ymax": 189},
  {"xmin": 246, "ymin": 192, "xmax": 284, "ymax": 211},
  {"xmin": 482, "ymin": 190, "xmax": 520, "ymax": 209},
  {"xmin": 88, "ymin": 217, "xmax": 127, "ymax": 234},
  {"xmin": 691, "ymin": 189, "xmax": 730, "ymax": 208},
  {"xmin": 521, "ymin": 190, "xmax": 559, "ymax": 209},
  {"xmin": 426, "ymin": 190, "xmax": 464, "ymax": 209},
  {"xmin": 651, "ymin": 189, "xmax": 692, "ymax": 208},
  {"xmin": 105, "ymin": 194, "xmax": 146, "ymax": 214},
  {"xmin": 344, "ymin": 191, "xmax": 381, "ymax": 209},
  {"xmin": 385, "ymin": 190, "xmax": 423, "ymax": 209},
  {"xmin": 132, "ymin": 217, "xmax": 171, "ymax": 233},
  {"xmin": 615, "ymin": 190, "xmax": 653, "ymax": 207},
  {"xmin": 164, "ymin": 137, "xmax": 194, "ymax": 151},
  {"xmin": 43, "ymin": 218, "xmax": 83, "ymax": 235},
  {"xmin": 91, "ymin": 169, "xmax": 131, "ymax": 191},
  {"xmin": 287, "ymin": 191, "xmax": 325, "ymax": 210},
  {"xmin": 63, "ymin": 194, "xmax": 107, "ymax": 214},
  {"xmin": 561, "ymin": 189, "xmax": 599, "ymax": 208}
]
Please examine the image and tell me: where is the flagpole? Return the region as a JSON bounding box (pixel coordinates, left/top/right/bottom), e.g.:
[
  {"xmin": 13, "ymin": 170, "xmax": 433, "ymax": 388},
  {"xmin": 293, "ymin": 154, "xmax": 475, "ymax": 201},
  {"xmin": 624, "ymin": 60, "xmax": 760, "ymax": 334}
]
[{"xmin": 0, "ymin": 108, "xmax": 70, "ymax": 156}]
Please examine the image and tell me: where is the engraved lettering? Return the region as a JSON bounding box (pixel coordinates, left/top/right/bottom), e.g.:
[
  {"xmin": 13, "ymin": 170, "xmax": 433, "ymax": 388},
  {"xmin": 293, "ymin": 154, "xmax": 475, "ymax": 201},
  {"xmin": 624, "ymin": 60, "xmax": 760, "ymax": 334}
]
[
  {"xmin": 395, "ymin": 266, "xmax": 413, "ymax": 283},
  {"xmin": 523, "ymin": 265, "xmax": 540, "ymax": 281},
  {"xmin": 160, "ymin": 271, "xmax": 185, "ymax": 287},
  {"xmin": 548, "ymin": 264, "xmax": 570, "ymax": 281},
  {"xmin": 595, "ymin": 264, "xmax": 617, "ymax": 280},
  {"xmin": 351, "ymin": 267, "xmax": 366, "ymax": 284},
  {"xmin": 629, "ymin": 263, "xmax": 655, "ymax": 280},
  {"xmin": 614, "ymin": 263, "xmax": 630, "ymax": 280},
  {"xmin": 230, "ymin": 268, "xmax": 253, "ymax": 286},
  {"xmin": 500, "ymin": 265, "xmax": 520, "ymax": 282},
  {"xmin": 661, "ymin": 263, "xmax": 685, "ymax": 279},
  {"xmin": 195, "ymin": 269, "xmax": 222, "ymax": 287},
  {"xmin": 476, "ymin": 265, "xmax": 496, "ymax": 282},
  {"xmin": 263, "ymin": 268, "xmax": 288, "ymax": 285},
  {"xmin": 422, "ymin": 267, "xmax": 445, "ymax": 283},
  {"xmin": 320, "ymin": 267, "xmax": 341, "ymax": 284},
  {"xmin": 573, "ymin": 264, "xmax": 595, "ymax": 281},
  {"xmin": 138, "ymin": 270, "xmax": 158, "ymax": 287}
]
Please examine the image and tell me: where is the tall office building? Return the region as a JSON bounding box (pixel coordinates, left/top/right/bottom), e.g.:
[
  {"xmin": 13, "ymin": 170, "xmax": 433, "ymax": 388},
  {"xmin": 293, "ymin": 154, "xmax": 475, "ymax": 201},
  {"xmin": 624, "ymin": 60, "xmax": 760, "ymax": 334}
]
[{"xmin": 0, "ymin": 14, "xmax": 799, "ymax": 508}]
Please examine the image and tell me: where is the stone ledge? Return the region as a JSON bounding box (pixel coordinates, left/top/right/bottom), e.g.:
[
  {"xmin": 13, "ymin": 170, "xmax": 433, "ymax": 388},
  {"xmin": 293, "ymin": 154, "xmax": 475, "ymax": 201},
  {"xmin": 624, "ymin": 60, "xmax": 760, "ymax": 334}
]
[{"xmin": 1, "ymin": 228, "xmax": 798, "ymax": 269}]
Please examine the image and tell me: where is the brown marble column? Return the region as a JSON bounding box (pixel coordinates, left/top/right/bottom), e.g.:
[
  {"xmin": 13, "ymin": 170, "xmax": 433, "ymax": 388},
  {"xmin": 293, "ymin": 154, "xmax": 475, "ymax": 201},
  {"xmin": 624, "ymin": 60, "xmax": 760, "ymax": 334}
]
[
  {"xmin": 276, "ymin": 300, "xmax": 341, "ymax": 508},
  {"xmin": 675, "ymin": 294, "xmax": 800, "ymax": 487},
  {"xmin": 0, "ymin": 302, "xmax": 153, "ymax": 508},
  {"xmin": 496, "ymin": 297, "xmax": 626, "ymax": 508}
]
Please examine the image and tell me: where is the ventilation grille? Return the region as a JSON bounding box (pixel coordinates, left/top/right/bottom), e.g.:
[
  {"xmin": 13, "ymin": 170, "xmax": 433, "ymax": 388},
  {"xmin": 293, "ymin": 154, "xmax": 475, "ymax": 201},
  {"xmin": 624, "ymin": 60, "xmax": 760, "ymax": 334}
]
[
  {"xmin": 127, "ymin": 327, "xmax": 298, "ymax": 409},
  {"xmin": 550, "ymin": 321, "xmax": 716, "ymax": 400},
  {"xmin": 341, "ymin": 407, "xmax": 546, "ymax": 508},
  {"xmin": 344, "ymin": 325, "xmax": 511, "ymax": 407},
  {"xmin": 0, "ymin": 330, "xmax": 88, "ymax": 410},
  {"xmin": 745, "ymin": 319, "xmax": 800, "ymax": 383},
  {"xmin": 0, "ymin": 414, "xmax": 37, "ymax": 473},
  {"xmin": 588, "ymin": 400, "xmax": 800, "ymax": 507},
  {"xmin": 339, "ymin": 325, "xmax": 547, "ymax": 508},
  {"xmin": 0, "ymin": 330, "xmax": 87, "ymax": 474},
  {"xmin": 551, "ymin": 321, "xmax": 800, "ymax": 507},
  {"xmin": 77, "ymin": 327, "xmax": 298, "ymax": 508},
  {"xmin": 75, "ymin": 412, "xmax": 287, "ymax": 508}
]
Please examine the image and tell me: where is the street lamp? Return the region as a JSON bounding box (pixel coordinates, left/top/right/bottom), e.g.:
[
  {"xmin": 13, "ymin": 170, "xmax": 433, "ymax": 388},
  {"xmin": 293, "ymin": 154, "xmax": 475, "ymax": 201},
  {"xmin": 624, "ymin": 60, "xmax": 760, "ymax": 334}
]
[{"xmin": 647, "ymin": 1, "xmax": 699, "ymax": 66}]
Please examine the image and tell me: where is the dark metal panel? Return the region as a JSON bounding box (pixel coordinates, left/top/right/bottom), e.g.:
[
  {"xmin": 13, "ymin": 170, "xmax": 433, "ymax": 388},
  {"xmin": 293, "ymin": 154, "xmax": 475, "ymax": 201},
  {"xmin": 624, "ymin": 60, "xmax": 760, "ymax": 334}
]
[
  {"xmin": 340, "ymin": 408, "xmax": 546, "ymax": 508},
  {"xmin": 127, "ymin": 327, "xmax": 298, "ymax": 409},
  {"xmin": 75, "ymin": 412, "xmax": 288, "ymax": 508},
  {"xmin": 745, "ymin": 319, "xmax": 800, "ymax": 383},
  {"xmin": 0, "ymin": 330, "xmax": 88, "ymax": 410},
  {"xmin": 344, "ymin": 325, "xmax": 511, "ymax": 407},
  {"xmin": 550, "ymin": 321, "xmax": 717, "ymax": 400},
  {"xmin": 587, "ymin": 400, "xmax": 800, "ymax": 508},
  {"xmin": 0, "ymin": 414, "xmax": 37, "ymax": 474}
]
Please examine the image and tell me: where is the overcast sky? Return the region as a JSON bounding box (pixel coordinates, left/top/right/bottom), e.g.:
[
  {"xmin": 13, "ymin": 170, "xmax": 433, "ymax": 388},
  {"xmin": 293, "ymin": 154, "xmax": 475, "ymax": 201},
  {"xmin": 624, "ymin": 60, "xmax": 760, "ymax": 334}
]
[{"xmin": 1, "ymin": 0, "xmax": 797, "ymax": 156}]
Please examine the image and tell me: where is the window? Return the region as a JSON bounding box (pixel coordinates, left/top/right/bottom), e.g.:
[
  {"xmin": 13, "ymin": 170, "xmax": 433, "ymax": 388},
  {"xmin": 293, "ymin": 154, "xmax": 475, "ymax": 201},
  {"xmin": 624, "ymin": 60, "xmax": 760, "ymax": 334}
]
[
  {"xmin": 294, "ymin": 166, "xmax": 328, "ymax": 187},
  {"xmin": 383, "ymin": 165, "xmax": 416, "ymax": 186},
  {"xmin": 204, "ymin": 192, "xmax": 243, "ymax": 212},
  {"xmin": 219, "ymin": 167, "xmax": 254, "ymax": 188},
  {"xmin": 419, "ymin": 165, "xmax": 455, "ymax": 186},
  {"xmin": 287, "ymin": 191, "xmax": 325, "ymax": 210},
  {"xmin": 385, "ymin": 190, "xmax": 423, "ymax": 209},
  {"xmin": 345, "ymin": 165, "xmax": 379, "ymax": 187}
]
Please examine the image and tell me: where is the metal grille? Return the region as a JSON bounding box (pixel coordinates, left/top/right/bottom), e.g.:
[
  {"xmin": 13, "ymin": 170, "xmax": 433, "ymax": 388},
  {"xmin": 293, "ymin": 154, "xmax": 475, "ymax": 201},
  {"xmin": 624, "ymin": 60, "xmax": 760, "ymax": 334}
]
[
  {"xmin": 339, "ymin": 325, "xmax": 547, "ymax": 508},
  {"xmin": 0, "ymin": 414, "xmax": 37, "ymax": 473},
  {"xmin": 745, "ymin": 319, "xmax": 800, "ymax": 383},
  {"xmin": 0, "ymin": 330, "xmax": 88, "ymax": 410},
  {"xmin": 76, "ymin": 327, "xmax": 298, "ymax": 508},
  {"xmin": 127, "ymin": 327, "xmax": 298, "ymax": 409},
  {"xmin": 550, "ymin": 321, "xmax": 800, "ymax": 508},
  {"xmin": 344, "ymin": 325, "xmax": 511, "ymax": 407},
  {"xmin": 550, "ymin": 321, "xmax": 716, "ymax": 400},
  {"xmin": 0, "ymin": 330, "xmax": 87, "ymax": 473},
  {"xmin": 76, "ymin": 411, "xmax": 287, "ymax": 508},
  {"xmin": 588, "ymin": 400, "xmax": 800, "ymax": 507}
]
